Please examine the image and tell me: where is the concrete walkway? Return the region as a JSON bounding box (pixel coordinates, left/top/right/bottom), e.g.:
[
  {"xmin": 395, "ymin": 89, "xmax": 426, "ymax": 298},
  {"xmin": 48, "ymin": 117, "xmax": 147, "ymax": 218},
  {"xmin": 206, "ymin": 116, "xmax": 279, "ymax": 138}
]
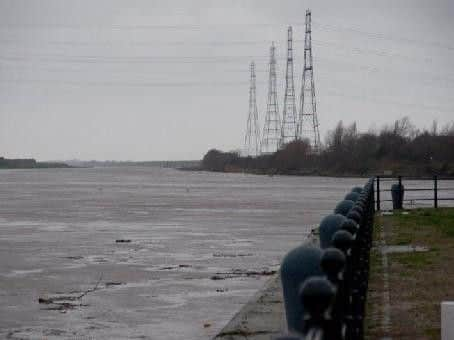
[
  {"xmin": 213, "ymin": 275, "xmax": 285, "ymax": 340},
  {"xmin": 214, "ymin": 232, "xmax": 318, "ymax": 340}
]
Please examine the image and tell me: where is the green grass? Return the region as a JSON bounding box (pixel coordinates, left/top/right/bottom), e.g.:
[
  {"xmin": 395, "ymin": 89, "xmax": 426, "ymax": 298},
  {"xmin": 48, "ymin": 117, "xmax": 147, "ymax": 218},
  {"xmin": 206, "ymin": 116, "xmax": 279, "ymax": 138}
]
[
  {"xmin": 390, "ymin": 251, "xmax": 435, "ymax": 269},
  {"xmin": 366, "ymin": 207, "xmax": 454, "ymax": 339},
  {"xmin": 392, "ymin": 208, "xmax": 454, "ymax": 237}
]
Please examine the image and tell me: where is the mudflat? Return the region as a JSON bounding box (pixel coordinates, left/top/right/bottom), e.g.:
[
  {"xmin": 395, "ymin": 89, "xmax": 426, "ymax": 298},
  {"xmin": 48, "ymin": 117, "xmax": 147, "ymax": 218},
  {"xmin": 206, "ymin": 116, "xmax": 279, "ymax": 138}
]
[{"xmin": 0, "ymin": 167, "xmax": 359, "ymax": 339}]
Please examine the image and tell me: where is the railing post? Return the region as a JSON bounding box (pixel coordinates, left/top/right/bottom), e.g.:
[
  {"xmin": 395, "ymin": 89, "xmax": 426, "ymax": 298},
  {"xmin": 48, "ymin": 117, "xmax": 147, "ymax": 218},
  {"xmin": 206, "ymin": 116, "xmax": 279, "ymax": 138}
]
[
  {"xmin": 376, "ymin": 176, "xmax": 380, "ymax": 211},
  {"xmin": 434, "ymin": 175, "xmax": 438, "ymax": 209}
]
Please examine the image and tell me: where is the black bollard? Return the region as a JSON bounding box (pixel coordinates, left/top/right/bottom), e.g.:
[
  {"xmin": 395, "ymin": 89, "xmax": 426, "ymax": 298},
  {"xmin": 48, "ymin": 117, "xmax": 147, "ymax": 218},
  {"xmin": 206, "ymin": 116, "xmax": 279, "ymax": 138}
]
[
  {"xmin": 319, "ymin": 214, "xmax": 347, "ymax": 248},
  {"xmin": 351, "ymin": 186, "xmax": 363, "ymax": 194},
  {"xmin": 334, "ymin": 199, "xmax": 355, "ymax": 216},
  {"xmin": 344, "ymin": 191, "xmax": 360, "ymax": 202},
  {"xmin": 280, "ymin": 245, "xmax": 323, "ymax": 334},
  {"xmin": 300, "ymin": 277, "xmax": 336, "ymax": 339},
  {"xmin": 340, "ymin": 219, "xmax": 359, "ymax": 236},
  {"xmin": 321, "ymin": 247, "xmax": 347, "ymax": 340},
  {"xmin": 351, "ymin": 204, "xmax": 364, "ymax": 216},
  {"xmin": 332, "ymin": 230, "xmax": 354, "ymax": 255},
  {"xmin": 321, "ymin": 247, "xmax": 346, "ymax": 283},
  {"xmin": 346, "ymin": 210, "xmax": 362, "ymax": 225}
]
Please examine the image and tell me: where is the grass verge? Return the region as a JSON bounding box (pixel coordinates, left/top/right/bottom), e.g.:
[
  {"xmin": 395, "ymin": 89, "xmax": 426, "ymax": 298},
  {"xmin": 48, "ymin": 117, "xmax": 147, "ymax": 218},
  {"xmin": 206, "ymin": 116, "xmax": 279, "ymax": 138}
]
[{"xmin": 366, "ymin": 207, "xmax": 454, "ymax": 339}]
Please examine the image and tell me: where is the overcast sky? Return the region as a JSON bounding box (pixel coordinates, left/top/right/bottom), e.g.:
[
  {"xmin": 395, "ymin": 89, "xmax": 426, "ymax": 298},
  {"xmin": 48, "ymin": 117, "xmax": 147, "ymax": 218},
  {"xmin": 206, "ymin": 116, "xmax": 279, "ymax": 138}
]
[{"xmin": 0, "ymin": 0, "xmax": 453, "ymax": 161}]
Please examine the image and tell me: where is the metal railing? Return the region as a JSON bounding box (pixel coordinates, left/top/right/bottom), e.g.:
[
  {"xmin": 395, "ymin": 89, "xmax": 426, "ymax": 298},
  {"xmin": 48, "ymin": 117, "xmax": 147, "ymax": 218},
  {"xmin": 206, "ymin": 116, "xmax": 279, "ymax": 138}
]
[
  {"xmin": 276, "ymin": 178, "xmax": 375, "ymax": 340},
  {"xmin": 375, "ymin": 175, "xmax": 454, "ymax": 211}
]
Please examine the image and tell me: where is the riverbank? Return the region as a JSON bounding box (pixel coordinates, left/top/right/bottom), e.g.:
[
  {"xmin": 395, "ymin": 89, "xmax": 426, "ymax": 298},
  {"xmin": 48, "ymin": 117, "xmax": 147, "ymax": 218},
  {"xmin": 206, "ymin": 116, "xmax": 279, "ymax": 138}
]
[
  {"xmin": 366, "ymin": 208, "xmax": 454, "ymax": 339},
  {"xmin": 0, "ymin": 157, "xmax": 69, "ymax": 169},
  {"xmin": 201, "ymin": 149, "xmax": 454, "ymax": 178},
  {"xmin": 197, "ymin": 167, "xmax": 370, "ymax": 178}
]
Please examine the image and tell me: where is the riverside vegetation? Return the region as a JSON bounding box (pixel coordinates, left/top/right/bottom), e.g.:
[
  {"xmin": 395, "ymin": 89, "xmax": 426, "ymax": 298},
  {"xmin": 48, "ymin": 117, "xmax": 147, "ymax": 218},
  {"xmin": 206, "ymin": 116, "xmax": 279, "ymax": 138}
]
[{"xmin": 202, "ymin": 118, "xmax": 454, "ymax": 177}]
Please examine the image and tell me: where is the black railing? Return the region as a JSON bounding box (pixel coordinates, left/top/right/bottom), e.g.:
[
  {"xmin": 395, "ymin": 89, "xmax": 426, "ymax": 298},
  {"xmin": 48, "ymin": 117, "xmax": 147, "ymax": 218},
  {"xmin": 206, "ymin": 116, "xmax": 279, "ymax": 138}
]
[
  {"xmin": 277, "ymin": 178, "xmax": 375, "ymax": 340},
  {"xmin": 375, "ymin": 175, "xmax": 454, "ymax": 211}
]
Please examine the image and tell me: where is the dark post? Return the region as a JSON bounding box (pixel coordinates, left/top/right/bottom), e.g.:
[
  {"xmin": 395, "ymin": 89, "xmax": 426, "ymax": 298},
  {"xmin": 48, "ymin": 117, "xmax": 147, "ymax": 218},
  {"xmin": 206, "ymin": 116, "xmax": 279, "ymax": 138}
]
[
  {"xmin": 434, "ymin": 175, "xmax": 438, "ymax": 209},
  {"xmin": 391, "ymin": 176, "xmax": 404, "ymax": 210},
  {"xmin": 280, "ymin": 246, "xmax": 323, "ymax": 334},
  {"xmin": 376, "ymin": 176, "xmax": 380, "ymax": 211},
  {"xmin": 300, "ymin": 277, "xmax": 335, "ymax": 339}
]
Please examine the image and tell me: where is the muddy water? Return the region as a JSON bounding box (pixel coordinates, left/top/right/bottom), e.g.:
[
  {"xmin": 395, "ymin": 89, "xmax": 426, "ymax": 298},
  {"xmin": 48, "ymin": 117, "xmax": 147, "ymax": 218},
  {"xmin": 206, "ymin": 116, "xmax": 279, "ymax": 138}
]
[{"xmin": 0, "ymin": 167, "xmax": 362, "ymax": 339}]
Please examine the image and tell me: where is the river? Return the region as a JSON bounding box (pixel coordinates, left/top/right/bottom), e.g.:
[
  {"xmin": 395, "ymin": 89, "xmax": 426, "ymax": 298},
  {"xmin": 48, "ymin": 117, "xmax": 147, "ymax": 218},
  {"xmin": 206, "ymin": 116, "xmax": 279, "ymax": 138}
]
[{"xmin": 0, "ymin": 167, "xmax": 362, "ymax": 339}]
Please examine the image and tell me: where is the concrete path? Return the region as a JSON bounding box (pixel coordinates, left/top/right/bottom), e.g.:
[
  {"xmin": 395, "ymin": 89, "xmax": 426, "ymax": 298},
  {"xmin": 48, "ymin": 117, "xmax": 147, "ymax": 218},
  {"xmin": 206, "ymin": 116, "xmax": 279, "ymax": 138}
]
[
  {"xmin": 214, "ymin": 232, "xmax": 318, "ymax": 339},
  {"xmin": 213, "ymin": 275, "xmax": 285, "ymax": 340}
]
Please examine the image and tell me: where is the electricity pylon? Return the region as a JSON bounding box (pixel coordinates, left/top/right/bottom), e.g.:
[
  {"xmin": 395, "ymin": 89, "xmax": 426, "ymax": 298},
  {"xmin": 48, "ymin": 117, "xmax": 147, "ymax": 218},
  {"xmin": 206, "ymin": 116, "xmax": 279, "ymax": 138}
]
[
  {"xmin": 244, "ymin": 61, "xmax": 260, "ymax": 156},
  {"xmin": 280, "ymin": 26, "xmax": 298, "ymax": 147},
  {"xmin": 298, "ymin": 9, "xmax": 321, "ymax": 152},
  {"xmin": 260, "ymin": 42, "xmax": 280, "ymax": 154}
]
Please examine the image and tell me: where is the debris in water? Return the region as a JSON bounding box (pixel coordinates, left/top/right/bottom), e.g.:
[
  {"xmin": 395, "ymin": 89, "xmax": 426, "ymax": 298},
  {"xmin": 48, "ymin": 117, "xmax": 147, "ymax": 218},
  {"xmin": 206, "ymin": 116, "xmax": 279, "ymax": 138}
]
[
  {"xmin": 210, "ymin": 275, "xmax": 224, "ymax": 281},
  {"xmin": 216, "ymin": 288, "xmax": 228, "ymax": 293},
  {"xmin": 210, "ymin": 269, "xmax": 277, "ymax": 280},
  {"xmin": 64, "ymin": 256, "xmax": 84, "ymax": 260},
  {"xmin": 38, "ymin": 275, "xmax": 103, "ymax": 312},
  {"xmin": 115, "ymin": 239, "xmax": 131, "ymax": 243},
  {"xmin": 105, "ymin": 282, "xmax": 124, "ymax": 287},
  {"xmin": 213, "ymin": 252, "xmax": 253, "ymax": 258}
]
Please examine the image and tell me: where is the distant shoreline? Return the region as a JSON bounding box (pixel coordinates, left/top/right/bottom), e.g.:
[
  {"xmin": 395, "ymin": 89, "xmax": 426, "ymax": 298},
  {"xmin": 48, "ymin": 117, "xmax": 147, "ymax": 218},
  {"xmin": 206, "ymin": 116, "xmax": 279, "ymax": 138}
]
[
  {"xmin": 0, "ymin": 157, "xmax": 70, "ymax": 169},
  {"xmin": 0, "ymin": 158, "xmax": 202, "ymax": 170},
  {"xmin": 193, "ymin": 167, "xmax": 370, "ymax": 178}
]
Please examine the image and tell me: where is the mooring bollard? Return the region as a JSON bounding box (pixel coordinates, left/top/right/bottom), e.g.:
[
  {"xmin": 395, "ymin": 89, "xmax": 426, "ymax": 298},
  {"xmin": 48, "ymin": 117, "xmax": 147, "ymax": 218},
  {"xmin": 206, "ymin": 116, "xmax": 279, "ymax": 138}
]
[
  {"xmin": 334, "ymin": 199, "xmax": 355, "ymax": 216},
  {"xmin": 300, "ymin": 276, "xmax": 336, "ymax": 339},
  {"xmin": 321, "ymin": 247, "xmax": 347, "ymax": 339},
  {"xmin": 347, "ymin": 209, "xmax": 362, "ymax": 225},
  {"xmin": 280, "ymin": 245, "xmax": 323, "ymax": 334},
  {"xmin": 319, "ymin": 214, "xmax": 347, "ymax": 248},
  {"xmin": 332, "ymin": 229, "xmax": 355, "ymax": 337},
  {"xmin": 276, "ymin": 178, "xmax": 377, "ymax": 340},
  {"xmin": 340, "ymin": 219, "xmax": 359, "ymax": 236},
  {"xmin": 332, "ymin": 230, "xmax": 354, "ymax": 254},
  {"xmin": 351, "ymin": 186, "xmax": 363, "ymax": 194},
  {"xmin": 321, "ymin": 247, "xmax": 346, "ymax": 284},
  {"xmin": 345, "ymin": 191, "xmax": 360, "ymax": 202}
]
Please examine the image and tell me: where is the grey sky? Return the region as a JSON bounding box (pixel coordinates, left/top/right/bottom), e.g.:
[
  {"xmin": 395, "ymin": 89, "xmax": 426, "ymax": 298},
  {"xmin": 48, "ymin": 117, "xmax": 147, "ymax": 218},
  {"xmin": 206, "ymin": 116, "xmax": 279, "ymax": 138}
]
[{"xmin": 0, "ymin": 0, "xmax": 453, "ymax": 161}]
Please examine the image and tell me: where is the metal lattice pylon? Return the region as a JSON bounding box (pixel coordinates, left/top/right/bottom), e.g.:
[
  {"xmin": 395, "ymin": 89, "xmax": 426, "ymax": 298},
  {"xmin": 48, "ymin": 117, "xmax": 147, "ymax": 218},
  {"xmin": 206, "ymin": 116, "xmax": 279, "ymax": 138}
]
[
  {"xmin": 244, "ymin": 61, "xmax": 260, "ymax": 157},
  {"xmin": 298, "ymin": 9, "xmax": 321, "ymax": 152},
  {"xmin": 260, "ymin": 42, "xmax": 281, "ymax": 154},
  {"xmin": 280, "ymin": 26, "xmax": 298, "ymax": 147}
]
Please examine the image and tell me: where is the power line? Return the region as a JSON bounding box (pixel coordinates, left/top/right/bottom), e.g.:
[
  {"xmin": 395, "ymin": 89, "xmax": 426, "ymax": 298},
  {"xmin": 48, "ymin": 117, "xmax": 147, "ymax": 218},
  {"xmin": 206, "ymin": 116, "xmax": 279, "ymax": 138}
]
[
  {"xmin": 312, "ymin": 21, "xmax": 454, "ymax": 51},
  {"xmin": 1, "ymin": 77, "xmax": 452, "ymax": 115},
  {"xmin": 1, "ymin": 20, "xmax": 452, "ymax": 50},
  {"xmin": 2, "ymin": 50, "xmax": 454, "ymax": 86},
  {"xmin": 0, "ymin": 77, "xmax": 257, "ymax": 88}
]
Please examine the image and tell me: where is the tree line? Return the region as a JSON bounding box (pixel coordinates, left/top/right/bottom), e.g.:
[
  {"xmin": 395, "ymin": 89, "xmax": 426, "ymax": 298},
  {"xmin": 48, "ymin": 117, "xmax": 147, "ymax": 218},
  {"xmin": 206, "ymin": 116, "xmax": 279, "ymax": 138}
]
[{"xmin": 202, "ymin": 117, "xmax": 454, "ymax": 176}]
